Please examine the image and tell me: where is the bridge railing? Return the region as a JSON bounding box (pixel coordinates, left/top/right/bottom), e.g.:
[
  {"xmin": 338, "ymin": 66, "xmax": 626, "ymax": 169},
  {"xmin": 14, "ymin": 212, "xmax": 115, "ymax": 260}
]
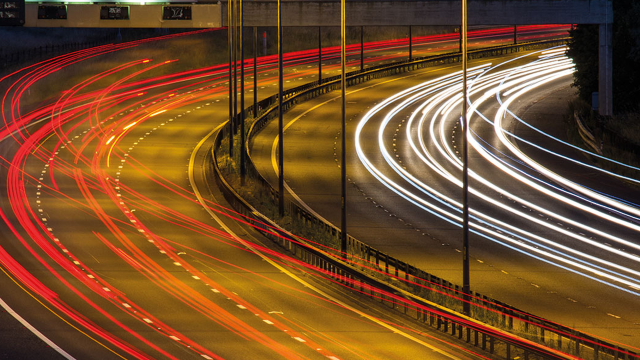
[{"xmin": 211, "ymin": 38, "xmax": 639, "ymax": 360}]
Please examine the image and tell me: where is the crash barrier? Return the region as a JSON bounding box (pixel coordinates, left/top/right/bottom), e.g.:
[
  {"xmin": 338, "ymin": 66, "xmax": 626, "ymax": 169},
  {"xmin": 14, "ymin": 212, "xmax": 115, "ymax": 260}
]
[
  {"xmin": 575, "ymin": 111, "xmax": 603, "ymax": 155},
  {"xmin": 213, "ymin": 38, "xmax": 638, "ymax": 360}
]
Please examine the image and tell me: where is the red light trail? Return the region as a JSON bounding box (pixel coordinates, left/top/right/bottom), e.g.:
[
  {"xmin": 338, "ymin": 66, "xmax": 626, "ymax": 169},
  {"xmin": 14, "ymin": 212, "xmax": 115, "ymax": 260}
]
[{"xmin": 0, "ymin": 25, "xmax": 600, "ymax": 360}]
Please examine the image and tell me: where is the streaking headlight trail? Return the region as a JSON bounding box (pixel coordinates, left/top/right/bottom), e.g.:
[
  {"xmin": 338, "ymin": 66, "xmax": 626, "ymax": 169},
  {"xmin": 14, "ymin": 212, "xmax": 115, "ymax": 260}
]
[{"xmin": 355, "ymin": 47, "xmax": 640, "ymax": 296}]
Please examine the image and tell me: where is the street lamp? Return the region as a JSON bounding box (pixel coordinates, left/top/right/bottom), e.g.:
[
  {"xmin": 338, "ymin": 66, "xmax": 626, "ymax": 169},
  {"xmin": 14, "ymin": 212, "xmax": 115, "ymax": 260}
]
[
  {"xmin": 461, "ymin": 0, "xmax": 471, "ymax": 316},
  {"xmin": 340, "ymin": 0, "xmax": 347, "ymax": 257},
  {"xmin": 278, "ymin": 0, "xmax": 284, "ymax": 217},
  {"xmin": 240, "ymin": 0, "xmax": 246, "ymax": 186},
  {"xmin": 228, "ymin": 0, "xmax": 234, "ymax": 157}
]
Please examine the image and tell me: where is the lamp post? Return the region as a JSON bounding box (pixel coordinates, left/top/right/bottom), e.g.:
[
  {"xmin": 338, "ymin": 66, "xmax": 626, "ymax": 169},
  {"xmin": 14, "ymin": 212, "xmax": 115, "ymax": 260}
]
[
  {"xmin": 277, "ymin": 0, "xmax": 284, "ymax": 217},
  {"xmin": 340, "ymin": 0, "xmax": 347, "ymax": 257},
  {"xmin": 233, "ymin": 0, "xmax": 238, "ymax": 136},
  {"xmin": 318, "ymin": 26, "xmax": 322, "ymax": 83},
  {"xmin": 409, "ymin": 25, "xmax": 412, "ymax": 61},
  {"xmin": 360, "ymin": 26, "xmax": 364, "ymax": 71},
  {"xmin": 240, "ymin": 0, "xmax": 246, "ymax": 185},
  {"xmin": 253, "ymin": 26, "xmax": 258, "ymax": 116},
  {"xmin": 461, "ymin": 0, "xmax": 471, "ymax": 316},
  {"xmin": 227, "ymin": 0, "xmax": 234, "ymax": 157}
]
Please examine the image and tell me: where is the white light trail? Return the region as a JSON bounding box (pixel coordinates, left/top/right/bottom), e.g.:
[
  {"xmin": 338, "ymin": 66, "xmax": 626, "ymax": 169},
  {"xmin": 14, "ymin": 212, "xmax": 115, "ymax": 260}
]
[{"xmin": 355, "ymin": 47, "xmax": 640, "ymax": 296}]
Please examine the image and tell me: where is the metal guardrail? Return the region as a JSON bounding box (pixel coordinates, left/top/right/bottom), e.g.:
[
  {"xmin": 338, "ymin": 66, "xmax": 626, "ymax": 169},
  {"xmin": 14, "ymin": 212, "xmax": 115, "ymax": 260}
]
[
  {"xmin": 575, "ymin": 111, "xmax": 603, "ymax": 155},
  {"xmin": 211, "ymin": 38, "xmax": 639, "ymax": 360}
]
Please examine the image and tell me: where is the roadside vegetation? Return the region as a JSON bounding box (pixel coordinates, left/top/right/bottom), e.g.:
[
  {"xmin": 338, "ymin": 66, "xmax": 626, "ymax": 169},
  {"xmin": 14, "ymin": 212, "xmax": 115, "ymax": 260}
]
[{"xmin": 566, "ymin": 0, "xmax": 640, "ymax": 176}]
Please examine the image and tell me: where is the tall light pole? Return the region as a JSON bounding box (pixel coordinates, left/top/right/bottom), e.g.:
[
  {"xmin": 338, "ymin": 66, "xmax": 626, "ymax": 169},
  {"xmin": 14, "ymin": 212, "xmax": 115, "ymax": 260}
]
[
  {"xmin": 253, "ymin": 25, "xmax": 258, "ymax": 116},
  {"xmin": 461, "ymin": 0, "xmax": 470, "ymax": 316},
  {"xmin": 227, "ymin": 0, "xmax": 234, "ymax": 157},
  {"xmin": 360, "ymin": 25, "xmax": 364, "ymax": 71},
  {"xmin": 318, "ymin": 26, "xmax": 322, "ymax": 83},
  {"xmin": 277, "ymin": 0, "xmax": 284, "ymax": 217},
  {"xmin": 340, "ymin": 0, "xmax": 347, "ymax": 257},
  {"xmin": 233, "ymin": 0, "xmax": 239, "ymax": 136},
  {"xmin": 409, "ymin": 25, "xmax": 412, "ymax": 61},
  {"xmin": 240, "ymin": 0, "xmax": 246, "ymax": 185}
]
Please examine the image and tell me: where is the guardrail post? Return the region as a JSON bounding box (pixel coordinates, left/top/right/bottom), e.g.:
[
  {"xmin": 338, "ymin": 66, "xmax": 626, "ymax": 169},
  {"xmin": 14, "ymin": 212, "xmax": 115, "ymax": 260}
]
[
  {"xmin": 558, "ymin": 333, "xmax": 562, "ymax": 349},
  {"xmin": 405, "ymin": 262, "xmax": 410, "ymax": 280}
]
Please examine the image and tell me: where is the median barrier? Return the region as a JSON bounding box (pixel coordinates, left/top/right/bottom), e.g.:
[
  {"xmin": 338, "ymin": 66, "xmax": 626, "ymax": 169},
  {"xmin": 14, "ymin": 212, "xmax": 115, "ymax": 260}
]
[{"xmin": 211, "ymin": 38, "xmax": 638, "ymax": 360}]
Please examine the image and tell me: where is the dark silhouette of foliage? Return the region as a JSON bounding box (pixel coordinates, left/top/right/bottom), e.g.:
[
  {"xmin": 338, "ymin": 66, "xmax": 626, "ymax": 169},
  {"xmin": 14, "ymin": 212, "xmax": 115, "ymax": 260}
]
[
  {"xmin": 567, "ymin": 24, "xmax": 598, "ymax": 106},
  {"xmin": 567, "ymin": 0, "xmax": 640, "ymax": 113}
]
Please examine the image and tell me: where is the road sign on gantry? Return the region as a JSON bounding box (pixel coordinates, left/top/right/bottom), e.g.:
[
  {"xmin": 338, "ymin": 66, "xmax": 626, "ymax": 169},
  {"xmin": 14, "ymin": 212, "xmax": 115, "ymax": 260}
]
[{"xmin": 0, "ymin": 0, "xmax": 24, "ymax": 26}]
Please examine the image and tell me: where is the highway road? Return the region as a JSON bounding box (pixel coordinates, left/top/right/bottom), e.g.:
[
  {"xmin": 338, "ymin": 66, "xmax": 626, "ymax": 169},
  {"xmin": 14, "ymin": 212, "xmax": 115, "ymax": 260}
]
[
  {"xmin": 0, "ymin": 26, "xmax": 568, "ymax": 359},
  {"xmin": 250, "ymin": 47, "xmax": 640, "ymax": 350}
]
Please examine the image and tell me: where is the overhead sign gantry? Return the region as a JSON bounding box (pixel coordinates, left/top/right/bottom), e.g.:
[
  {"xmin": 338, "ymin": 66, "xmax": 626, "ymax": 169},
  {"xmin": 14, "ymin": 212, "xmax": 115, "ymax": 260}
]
[
  {"xmin": 0, "ymin": 0, "xmax": 24, "ymax": 26},
  {"xmin": 22, "ymin": 0, "xmax": 221, "ymax": 28}
]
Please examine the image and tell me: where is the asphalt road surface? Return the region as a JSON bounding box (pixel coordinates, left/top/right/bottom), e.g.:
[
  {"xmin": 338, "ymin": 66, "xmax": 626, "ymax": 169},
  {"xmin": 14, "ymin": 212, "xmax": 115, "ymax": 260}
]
[
  {"xmin": 0, "ymin": 27, "xmax": 569, "ymax": 359},
  {"xmin": 251, "ymin": 48, "xmax": 640, "ymax": 349}
]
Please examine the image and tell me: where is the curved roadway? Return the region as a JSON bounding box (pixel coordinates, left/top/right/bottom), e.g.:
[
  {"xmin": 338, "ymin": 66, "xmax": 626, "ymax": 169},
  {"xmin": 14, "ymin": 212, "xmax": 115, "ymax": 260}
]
[
  {"xmin": 251, "ymin": 48, "xmax": 640, "ymax": 349},
  {"xmin": 0, "ymin": 27, "xmax": 570, "ymax": 359}
]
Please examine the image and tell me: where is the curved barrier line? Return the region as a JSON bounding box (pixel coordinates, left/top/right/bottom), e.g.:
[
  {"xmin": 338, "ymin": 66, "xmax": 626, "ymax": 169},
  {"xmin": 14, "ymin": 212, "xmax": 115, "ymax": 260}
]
[{"xmin": 0, "ymin": 296, "xmax": 77, "ymax": 360}]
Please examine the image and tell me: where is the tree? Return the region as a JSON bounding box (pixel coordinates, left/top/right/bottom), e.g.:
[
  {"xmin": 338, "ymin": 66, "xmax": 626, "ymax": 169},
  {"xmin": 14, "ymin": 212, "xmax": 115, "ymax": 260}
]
[
  {"xmin": 566, "ymin": 25, "xmax": 598, "ymax": 106},
  {"xmin": 567, "ymin": 0, "xmax": 640, "ymax": 113}
]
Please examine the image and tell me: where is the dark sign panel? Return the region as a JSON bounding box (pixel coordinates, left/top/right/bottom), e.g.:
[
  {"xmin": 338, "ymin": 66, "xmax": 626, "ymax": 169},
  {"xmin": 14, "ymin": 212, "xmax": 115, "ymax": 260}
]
[
  {"xmin": 162, "ymin": 6, "xmax": 191, "ymax": 20},
  {"xmin": 38, "ymin": 5, "xmax": 67, "ymax": 19},
  {"xmin": 0, "ymin": 0, "xmax": 24, "ymax": 26},
  {"xmin": 100, "ymin": 6, "xmax": 130, "ymax": 20}
]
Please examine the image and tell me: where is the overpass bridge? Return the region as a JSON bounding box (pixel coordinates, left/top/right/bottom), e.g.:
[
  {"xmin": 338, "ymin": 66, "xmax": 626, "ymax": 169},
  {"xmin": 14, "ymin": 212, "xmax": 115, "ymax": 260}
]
[{"xmin": 21, "ymin": 0, "xmax": 614, "ymax": 114}]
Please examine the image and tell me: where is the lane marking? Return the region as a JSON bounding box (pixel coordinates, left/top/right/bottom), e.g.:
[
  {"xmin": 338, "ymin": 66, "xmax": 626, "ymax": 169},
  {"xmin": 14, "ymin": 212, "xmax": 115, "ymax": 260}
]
[
  {"xmin": 189, "ymin": 124, "xmax": 463, "ymax": 360},
  {"xmin": 0, "ymin": 297, "xmax": 77, "ymax": 360}
]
